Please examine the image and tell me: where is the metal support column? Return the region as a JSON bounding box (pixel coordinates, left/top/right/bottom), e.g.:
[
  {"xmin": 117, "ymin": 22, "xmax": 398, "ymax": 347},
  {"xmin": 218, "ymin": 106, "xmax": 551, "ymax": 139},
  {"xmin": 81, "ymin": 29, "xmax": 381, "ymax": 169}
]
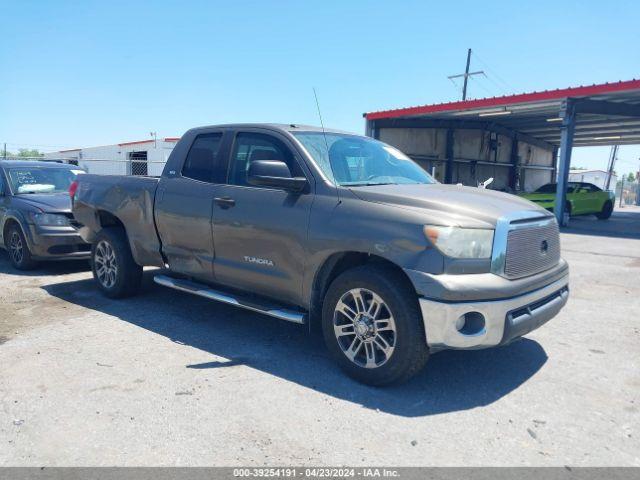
[
  {"xmin": 554, "ymin": 100, "xmax": 576, "ymax": 225},
  {"xmin": 509, "ymin": 135, "xmax": 519, "ymax": 191},
  {"xmin": 365, "ymin": 119, "xmax": 374, "ymax": 138},
  {"xmin": 445, "ymin": 128, "xmax": 454, "ymax": 184}
]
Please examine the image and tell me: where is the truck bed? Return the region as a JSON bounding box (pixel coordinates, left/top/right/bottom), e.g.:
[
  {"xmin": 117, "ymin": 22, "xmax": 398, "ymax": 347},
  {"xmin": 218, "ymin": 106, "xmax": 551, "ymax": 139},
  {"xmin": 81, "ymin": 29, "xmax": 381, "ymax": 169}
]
[{"xmin": 73, "ymin": 174, "xmax": 165, "ymax": 267}]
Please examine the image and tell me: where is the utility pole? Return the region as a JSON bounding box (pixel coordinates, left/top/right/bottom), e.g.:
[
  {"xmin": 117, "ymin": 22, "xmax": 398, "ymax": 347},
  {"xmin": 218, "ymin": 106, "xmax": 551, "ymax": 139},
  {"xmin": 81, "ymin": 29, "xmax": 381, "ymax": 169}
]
[
  {"xmin": 604, "ymin": 145, "xmax": 618, "ymax": 191},
  {"xmin": 150, "ymin": 131, "xmax": 157, "ymax": 149},
  {"xmin": 448, "ymin": 48, "xmax": 484, "ymax": 100},
  {"xmin": 3, "ymin": 143, "xmax": 6, "ymax": 159}
]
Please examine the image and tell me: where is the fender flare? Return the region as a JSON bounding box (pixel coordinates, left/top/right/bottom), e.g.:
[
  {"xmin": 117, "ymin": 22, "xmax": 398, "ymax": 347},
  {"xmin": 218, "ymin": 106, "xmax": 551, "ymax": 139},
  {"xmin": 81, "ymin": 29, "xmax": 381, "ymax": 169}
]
[{"xmin": 1, "ymin": 213, "xmax": 33, "ymax": 250}]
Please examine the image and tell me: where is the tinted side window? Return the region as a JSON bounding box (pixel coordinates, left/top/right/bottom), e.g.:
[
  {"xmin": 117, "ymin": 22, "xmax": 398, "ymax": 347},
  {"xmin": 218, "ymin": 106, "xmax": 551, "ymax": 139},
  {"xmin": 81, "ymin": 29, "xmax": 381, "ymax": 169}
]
[
  {"xmin": 228, "ymin": 133, "xmax": 302, "ymax": 187},
  {"xmin": 587, "ymin": 183, "xmax": 602, "ymax": 192},
  {"xmin": 182, "ymin": 133, "xmax": 223, "ymax": 183}
]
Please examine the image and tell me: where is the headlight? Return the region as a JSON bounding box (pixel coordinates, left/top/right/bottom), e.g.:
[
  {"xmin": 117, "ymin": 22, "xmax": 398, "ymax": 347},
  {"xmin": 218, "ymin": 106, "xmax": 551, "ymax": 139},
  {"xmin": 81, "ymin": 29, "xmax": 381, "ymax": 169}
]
[
  {"xmin": 31, "ymin": 213, "xmax": 70, "ymax": 226},
  {"xmin": 424, "ymin": 226, "xmax": 494, "ymax": 259}
]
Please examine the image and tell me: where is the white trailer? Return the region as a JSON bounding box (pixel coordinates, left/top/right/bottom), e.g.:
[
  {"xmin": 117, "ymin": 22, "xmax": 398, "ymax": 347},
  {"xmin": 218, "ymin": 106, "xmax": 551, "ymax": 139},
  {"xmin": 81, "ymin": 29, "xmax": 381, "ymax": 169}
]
[{"xmin": 44, "ymin": 138, "xmax": 180, "ymax": 176}]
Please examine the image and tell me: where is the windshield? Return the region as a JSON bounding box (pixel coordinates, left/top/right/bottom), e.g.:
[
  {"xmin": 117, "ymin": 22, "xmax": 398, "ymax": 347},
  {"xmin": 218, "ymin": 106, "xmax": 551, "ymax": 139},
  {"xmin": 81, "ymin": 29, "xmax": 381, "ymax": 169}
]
[
  {"xmin": 293, "ymin": 132, "xmax": 436, "ymax": 186},
  {"xmin": 7, "ymin": 167, "xmax": 83, "ymax": 194}
]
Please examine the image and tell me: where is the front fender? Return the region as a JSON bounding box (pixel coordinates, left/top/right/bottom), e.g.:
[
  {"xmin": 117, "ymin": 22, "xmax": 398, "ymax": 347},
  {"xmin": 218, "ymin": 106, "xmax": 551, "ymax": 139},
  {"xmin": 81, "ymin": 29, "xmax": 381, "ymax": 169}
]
[
  {"xmin": 302, "ymin": 191, "xmax": 445, "ymax": 308},
  {"xmin": 1, "ymin": 211, "xmax": 34, "ymax": 249}
]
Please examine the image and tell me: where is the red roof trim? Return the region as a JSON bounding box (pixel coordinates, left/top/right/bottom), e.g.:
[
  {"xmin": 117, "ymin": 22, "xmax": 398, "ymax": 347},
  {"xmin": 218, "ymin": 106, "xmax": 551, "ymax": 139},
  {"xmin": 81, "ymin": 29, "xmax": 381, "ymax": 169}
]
[
  {"xmin": 365, "ymin": 79, "xmax": 640, "ymax": 120},
  {"xmin": 59, "ymin": 148, "xmax": 81, "ymax": 153},
  {"xmin": 118, "ymin": 139, "xmax": 154, "ymax": 147},
  {"xmin": 163, "ymin": 137, "xmax": 181, "ymax": 142}
]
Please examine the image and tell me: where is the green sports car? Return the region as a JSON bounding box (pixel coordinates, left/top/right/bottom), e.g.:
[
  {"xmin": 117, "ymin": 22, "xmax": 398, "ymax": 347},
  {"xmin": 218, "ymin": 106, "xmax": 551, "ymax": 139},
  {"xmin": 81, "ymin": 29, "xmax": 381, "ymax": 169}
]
[{"xmin": 519, "ymin": 182, "xmax": 615, "ymax": 220}]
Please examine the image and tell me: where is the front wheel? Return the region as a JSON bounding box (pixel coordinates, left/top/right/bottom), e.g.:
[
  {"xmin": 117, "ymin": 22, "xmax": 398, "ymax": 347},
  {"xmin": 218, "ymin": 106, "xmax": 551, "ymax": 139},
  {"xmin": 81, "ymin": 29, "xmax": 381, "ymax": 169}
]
[
  {"xmin": 322, "ymin": 265, "xmax": 429, "ymax": 386},
  {"xmin": 91, "ymin": 228, "xmax": 143, "ymax": 298},
  {"xmin": 596, "ymin": 200, "xmax": 613, "ymax": 220},
  {"xmin": 7, "ymin": 224, "xmax": 38, "ymax": 270}
]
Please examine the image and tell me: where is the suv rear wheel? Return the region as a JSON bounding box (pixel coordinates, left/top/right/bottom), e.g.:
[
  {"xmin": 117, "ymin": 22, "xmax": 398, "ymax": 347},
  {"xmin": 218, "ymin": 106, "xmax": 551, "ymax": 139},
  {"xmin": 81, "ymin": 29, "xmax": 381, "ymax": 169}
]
[
  {"xmin": 92, "ymin": 227, "xmax": 142, "ymax": 298},
  {"xmin": 322, "ymin": 264, "xmax": 429, "ymax": 386}
]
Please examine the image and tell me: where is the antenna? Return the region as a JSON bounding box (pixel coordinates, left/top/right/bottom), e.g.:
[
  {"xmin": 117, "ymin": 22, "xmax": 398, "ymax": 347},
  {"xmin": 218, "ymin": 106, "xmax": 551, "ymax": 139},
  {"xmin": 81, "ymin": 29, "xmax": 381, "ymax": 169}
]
[{"xmin": 312, "ymin": 87, "xmax": 340, "ymax": 201}]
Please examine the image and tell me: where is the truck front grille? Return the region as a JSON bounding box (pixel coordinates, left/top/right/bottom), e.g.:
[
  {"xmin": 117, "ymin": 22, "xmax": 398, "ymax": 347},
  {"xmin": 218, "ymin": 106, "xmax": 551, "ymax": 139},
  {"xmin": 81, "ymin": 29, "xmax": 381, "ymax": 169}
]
[{"xmin": 504, "ymin": 221, "xmax": 560, "ymax": 279}]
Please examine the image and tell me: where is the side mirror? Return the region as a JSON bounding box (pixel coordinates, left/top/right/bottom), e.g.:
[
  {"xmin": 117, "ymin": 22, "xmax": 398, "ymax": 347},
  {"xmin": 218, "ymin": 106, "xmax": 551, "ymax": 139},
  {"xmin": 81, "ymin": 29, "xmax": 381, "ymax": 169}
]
[{"xmin": 247, "ymin": 160, "xmax": 308, "ymax": 193}]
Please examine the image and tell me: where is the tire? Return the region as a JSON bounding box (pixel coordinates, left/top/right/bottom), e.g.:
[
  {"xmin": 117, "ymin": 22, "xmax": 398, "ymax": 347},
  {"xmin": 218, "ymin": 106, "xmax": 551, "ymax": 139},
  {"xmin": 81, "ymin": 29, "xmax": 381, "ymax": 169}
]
[
  {"xmin": 6, "ymin": 224, "xmax": 38, "ymax": 270},
  {"xmin": 596, "ymin": 200, "xmax": 613, "ymax": 220},
  {"xmin": 321, "ymin": 264, "xmax": 429, "ymax": 386},
  {"xmin": 91, "ymin": 227, "xmax": 143, "ymax": 298}
]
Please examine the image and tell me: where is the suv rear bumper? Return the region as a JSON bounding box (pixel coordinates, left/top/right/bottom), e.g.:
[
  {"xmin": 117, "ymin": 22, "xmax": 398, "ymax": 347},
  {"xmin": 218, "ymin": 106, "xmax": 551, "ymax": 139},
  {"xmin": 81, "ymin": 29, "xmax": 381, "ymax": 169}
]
[{"xmin": 418, "ymin": 274, "xmax": 569, "ymax": 351}]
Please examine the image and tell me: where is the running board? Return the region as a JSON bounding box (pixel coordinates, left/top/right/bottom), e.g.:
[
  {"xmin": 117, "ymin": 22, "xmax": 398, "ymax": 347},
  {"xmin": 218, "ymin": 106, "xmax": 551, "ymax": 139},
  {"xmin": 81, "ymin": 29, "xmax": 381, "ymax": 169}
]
[{"xmin": 153, "ymin": 274, "xmax": 306, "ymax": 325}]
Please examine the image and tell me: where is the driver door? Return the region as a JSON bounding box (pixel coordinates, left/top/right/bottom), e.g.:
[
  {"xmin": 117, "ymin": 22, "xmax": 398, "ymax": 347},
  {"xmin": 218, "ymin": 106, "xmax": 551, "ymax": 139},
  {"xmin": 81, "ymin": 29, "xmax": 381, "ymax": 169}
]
[{"xmin": 210, "ymin": 129, "xmax": 313, "ymax": 306}]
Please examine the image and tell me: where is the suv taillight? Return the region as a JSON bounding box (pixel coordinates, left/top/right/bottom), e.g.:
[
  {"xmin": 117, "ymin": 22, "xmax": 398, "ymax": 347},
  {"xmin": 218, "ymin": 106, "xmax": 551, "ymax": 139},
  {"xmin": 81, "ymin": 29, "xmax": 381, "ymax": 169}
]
[{"xmin": 69, "ymin": 180, "xmax": 79, "ymax": 200}]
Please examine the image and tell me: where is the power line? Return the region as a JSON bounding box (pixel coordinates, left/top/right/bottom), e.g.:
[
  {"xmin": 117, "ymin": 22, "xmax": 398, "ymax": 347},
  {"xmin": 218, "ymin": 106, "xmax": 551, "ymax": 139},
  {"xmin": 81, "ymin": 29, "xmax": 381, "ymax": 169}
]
[
  {"xmin": 470, "ymin": 50, "xmax": 517, "ymax": 94},
  {"xmin": 468, "ymin": 75, "xmax": 496, "ymax": 98}
]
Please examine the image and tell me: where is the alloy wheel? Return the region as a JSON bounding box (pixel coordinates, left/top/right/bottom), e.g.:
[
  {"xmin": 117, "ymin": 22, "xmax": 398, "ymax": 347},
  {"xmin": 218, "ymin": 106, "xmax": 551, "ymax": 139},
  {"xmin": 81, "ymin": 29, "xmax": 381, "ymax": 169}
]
[
  {"xmin": 94, "ymin": 240, "xmax": 118, "ymax": 289},
  {"xmin": 9, "ymin": 231, "xmax": 24, "ymax": 265},
  {"xmin": 333, "ymin": 288, "xmax": 397, "ymax": 369}
]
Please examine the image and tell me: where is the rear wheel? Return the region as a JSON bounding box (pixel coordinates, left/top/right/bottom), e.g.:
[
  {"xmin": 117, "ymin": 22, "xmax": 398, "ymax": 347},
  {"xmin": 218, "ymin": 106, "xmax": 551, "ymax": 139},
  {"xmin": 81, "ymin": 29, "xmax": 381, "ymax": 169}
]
[
  {"xmin": 322, "ymin": 265, "xmax": 429, "ymax": 386},
  {"xmin": 7, "ymin": 224, "xmax": 38, "ymax": 270},
  {"xmin": 596, "ymin": 200, "xmax": 613, "ymax": 220},
  {"xmin": 92, "ymin": 228, "xmax": 142, "ymax": 298}
]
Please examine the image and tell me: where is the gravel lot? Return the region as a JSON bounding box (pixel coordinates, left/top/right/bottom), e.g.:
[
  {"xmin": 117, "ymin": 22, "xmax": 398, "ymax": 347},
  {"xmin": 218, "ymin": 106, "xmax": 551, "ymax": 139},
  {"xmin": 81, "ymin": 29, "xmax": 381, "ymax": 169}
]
[{"xmin": 1, "ymin": 208, "xmax": 639, "ymax": 466}]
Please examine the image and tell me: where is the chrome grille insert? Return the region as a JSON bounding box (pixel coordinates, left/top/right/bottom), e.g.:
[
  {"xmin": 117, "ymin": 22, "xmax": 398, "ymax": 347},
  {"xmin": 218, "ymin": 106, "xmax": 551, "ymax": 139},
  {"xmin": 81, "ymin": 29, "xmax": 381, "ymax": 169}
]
[
  {"xmin": 490, "ymin": 211, "xmax": 560, "ymax": 279},
  {"xmin": 504, "ymin": 221, "xmax": 560, "ymax": 278}
]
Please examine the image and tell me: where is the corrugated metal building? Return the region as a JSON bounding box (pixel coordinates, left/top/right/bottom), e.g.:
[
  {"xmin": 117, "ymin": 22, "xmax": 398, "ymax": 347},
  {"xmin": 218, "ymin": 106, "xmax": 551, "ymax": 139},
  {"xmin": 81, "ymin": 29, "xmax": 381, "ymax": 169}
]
[
  {"xmin": 364, "ymin": 79, "xmax": 640, "ymax": 202},
  {"xmin": 44, "ymin": 138, "xmax": 180, "ymax": 176},
  {"xmin": 375, "ymin": 127, "xmax": 553, "ymax": 192}
]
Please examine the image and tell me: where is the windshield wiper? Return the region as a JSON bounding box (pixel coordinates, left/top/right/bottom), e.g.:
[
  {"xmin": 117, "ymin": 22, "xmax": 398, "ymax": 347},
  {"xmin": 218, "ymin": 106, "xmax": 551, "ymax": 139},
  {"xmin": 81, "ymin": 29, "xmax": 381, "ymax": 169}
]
[{"xmin": 345, "ymin": 182, "xmax": 396, "ymax": 187}]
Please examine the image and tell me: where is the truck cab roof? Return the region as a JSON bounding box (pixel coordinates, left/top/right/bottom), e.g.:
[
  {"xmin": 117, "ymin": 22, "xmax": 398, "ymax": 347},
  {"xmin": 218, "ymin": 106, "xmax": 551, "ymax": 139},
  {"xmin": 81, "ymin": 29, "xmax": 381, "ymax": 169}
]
[{"xmin": 185, "ymin": 123, "xmax": 355, "ymax": 136}]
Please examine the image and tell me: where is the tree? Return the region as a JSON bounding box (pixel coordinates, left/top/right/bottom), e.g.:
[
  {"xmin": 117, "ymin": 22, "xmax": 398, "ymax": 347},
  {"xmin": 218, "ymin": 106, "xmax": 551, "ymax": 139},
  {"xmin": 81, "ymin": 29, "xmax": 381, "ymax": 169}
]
[
  {"xmin": 627, "ymin": 172, "xmax": 636, "ymax": 183},
  {"xmin": 17, "ymin": 148, "xmax": 43, "ymax": 158}
]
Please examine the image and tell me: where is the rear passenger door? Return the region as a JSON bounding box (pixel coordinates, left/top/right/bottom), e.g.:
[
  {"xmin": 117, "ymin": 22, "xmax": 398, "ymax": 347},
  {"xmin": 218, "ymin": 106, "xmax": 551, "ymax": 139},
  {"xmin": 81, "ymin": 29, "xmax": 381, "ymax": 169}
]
[
  {"xmin": 583, "ymin": 183, "xmax": 604, "ymax": 213},
  {"xmin": 210, "ymin": 129, "xmax": 313, "ymax": 306},
  {"xmin": 155, "ymin": 130, "xmax": 228, "ymax": 282}
]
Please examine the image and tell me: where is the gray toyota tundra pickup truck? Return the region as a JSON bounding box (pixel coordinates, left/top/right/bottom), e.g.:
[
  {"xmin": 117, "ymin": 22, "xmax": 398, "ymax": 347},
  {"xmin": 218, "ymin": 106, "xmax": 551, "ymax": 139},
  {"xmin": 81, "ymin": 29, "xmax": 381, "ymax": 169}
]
[{"xmin": 72, "ymin": 123, "xmax": 569, "ymax": 385}]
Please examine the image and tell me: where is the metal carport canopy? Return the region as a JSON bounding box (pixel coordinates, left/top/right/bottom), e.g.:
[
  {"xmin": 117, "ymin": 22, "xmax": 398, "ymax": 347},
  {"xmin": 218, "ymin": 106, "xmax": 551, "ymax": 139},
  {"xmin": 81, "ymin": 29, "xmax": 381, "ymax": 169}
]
[{"xmin": 363, "ymin": 79, "xmax": 640, "ymax": 224}]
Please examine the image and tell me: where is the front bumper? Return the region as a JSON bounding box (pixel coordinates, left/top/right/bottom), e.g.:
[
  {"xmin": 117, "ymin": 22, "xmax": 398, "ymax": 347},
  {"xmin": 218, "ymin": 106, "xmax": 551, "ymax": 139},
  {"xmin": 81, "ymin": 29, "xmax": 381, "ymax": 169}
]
[
  {"xmin": 26, "ymin": 224, "xmax": 91, "ymax": 260},
  {"xmin": 419, "ymin": 274, "xmax": 569, "ymax": 352}
]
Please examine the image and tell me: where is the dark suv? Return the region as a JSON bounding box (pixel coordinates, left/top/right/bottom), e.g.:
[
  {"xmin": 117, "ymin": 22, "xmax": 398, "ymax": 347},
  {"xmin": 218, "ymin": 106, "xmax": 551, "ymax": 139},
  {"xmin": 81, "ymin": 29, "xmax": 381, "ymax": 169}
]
[{"xmin": 0, "ymin": 160, "xmax": 90, "ymax": 269}]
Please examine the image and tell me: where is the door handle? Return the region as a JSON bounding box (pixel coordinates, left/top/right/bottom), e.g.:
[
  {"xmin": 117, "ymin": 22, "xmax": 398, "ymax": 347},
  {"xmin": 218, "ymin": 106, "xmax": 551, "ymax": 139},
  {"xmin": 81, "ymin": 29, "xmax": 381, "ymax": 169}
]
[{"xmin": 214, "ymin": 196, "xmax": 236, "ymax": 209}]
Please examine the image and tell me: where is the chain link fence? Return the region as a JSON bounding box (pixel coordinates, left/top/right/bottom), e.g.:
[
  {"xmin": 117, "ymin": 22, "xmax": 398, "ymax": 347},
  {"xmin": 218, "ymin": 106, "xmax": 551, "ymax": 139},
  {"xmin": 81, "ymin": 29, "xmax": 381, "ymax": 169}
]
[{"xmin": 615, "ymin": 180, "xmax": 640, "ymax": 206}]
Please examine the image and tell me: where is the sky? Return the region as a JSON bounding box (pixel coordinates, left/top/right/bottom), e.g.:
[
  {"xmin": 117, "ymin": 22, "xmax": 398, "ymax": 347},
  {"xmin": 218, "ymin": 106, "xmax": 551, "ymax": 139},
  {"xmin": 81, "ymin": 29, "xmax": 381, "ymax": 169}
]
[{"xmin": 2, "ymin": 0, "xmax": 640, "ymax": 177}]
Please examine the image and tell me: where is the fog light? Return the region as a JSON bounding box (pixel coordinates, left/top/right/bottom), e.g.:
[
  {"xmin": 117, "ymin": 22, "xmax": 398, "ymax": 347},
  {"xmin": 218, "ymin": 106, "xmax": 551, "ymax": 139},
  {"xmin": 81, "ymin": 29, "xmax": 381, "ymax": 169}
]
[{"xmin": 456, "ymin": 312, "xmax": 486, "ymax": 336}]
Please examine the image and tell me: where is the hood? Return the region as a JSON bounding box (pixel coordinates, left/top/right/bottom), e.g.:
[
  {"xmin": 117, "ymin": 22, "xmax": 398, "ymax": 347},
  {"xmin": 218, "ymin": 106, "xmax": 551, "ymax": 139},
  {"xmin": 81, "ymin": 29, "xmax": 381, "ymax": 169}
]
[
  {"xmin": 12, "ymin": 193, "xmax": 72, "ymax": 213},
  {"xmin": 349, "ymin": 183, "xmax": 548, "ymax": 228}
]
